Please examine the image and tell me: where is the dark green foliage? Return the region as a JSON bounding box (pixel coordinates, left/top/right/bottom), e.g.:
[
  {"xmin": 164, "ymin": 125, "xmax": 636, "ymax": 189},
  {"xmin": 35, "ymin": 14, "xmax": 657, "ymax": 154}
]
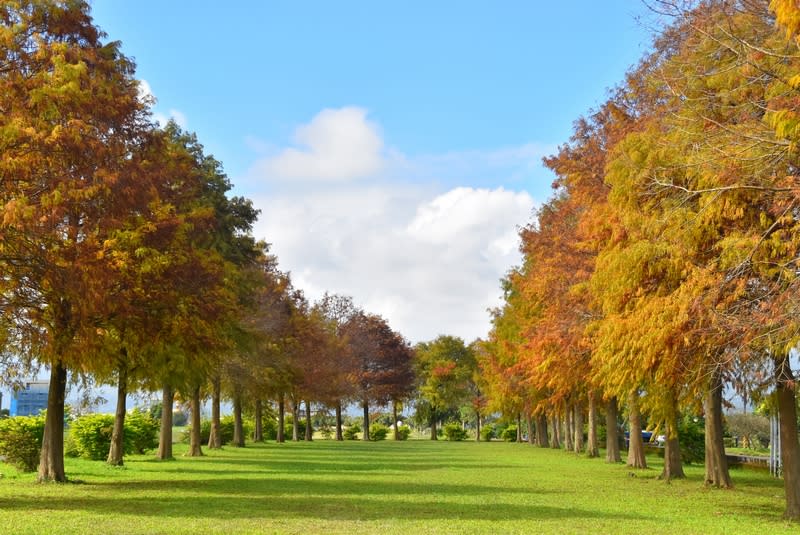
[
  {"xmin": 443, "ymin": 422, "xmax": 468, "ymax": 441},
  {"xmin": 172, "ymin": 410, "xmax": 189, "ymax": 427},
  {"xmin": 501, "ymin": 424, "xmax": 518, "ymax": 442},
  {"xmin": 369, "ymin": 423, "xmax": 389, "ymax": 441},
  {"xmin": 0, "ymin": 414, "xmax": 46, "ymax": 471},
  {"xmin": 678, "ymin": 416, "xmax": 705, "ymax": 465},
  {"xmin": 395, "ymin": 425, "xmax": 411, "ymax": 440},
  {"xmin": 480, "ymin": 424, "xmax": 496, "ymax": 441},
  {"xmin": 343, "ymin": 424, "xmax": 361, "ymax": 440},
  {"xmin": 262, "ymin": 417, "xmax": 278, "ymax": 441},
  {"xmin": 283, "ymin": 414, "xmax": 306, "ymax": 440}
]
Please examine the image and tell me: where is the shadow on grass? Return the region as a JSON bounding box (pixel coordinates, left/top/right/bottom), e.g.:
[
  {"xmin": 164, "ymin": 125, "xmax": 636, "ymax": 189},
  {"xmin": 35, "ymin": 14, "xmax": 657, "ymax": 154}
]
[{"xmin": 0, "ymin": 487, "xmax": 647, "ymax": 522}]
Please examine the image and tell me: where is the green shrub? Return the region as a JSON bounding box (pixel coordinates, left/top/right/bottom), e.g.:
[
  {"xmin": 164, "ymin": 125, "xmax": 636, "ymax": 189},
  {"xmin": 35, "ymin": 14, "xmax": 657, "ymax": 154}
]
[
  {"xmin": 70, "ymin": 413, "xmax": 115, "ymax": 460},
  {"xmin": 343, "ymin": 424, "xmax": 361, "ymax": 440},
  {"xmin": 678, "ymin": 416, "xmax": 705, "ymax": 465},
  {"xmin": 501, "ymin": 424, "xmax": 518, "ymax": 442},
  {"xmin": 124, "ymin": 409, "xmax": 158, "ymax": 454},
  {"xmin": 444, "ymin": 422, "xmax": 468, "ymax": 441},
  {"xmin": 395, "ymin": 425, "xmax": 411, "ymax": 440},
  {"xmin": 369, "ymin": 423, "xmax": 389, "ymax": 441},
  {"xmin": 480, "ymin": 424, "xmax": 495, "ymax": 441},
  {"xmin": 0, "ymin": 414, "xmax": 46, "ymax": 472},
  {"xmin": 283, "ymin": 415, "xmax": 307, "ymax": 440},
  {"xmin": 183, "ymin": 415, "xmax": 255, "ymax": 445}
]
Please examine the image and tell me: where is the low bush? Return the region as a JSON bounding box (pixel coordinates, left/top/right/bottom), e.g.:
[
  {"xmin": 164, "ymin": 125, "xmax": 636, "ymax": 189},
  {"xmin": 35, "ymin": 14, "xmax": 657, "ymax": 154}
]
[
  {"xmin": 183, "ymin": 415, "xmax": 255, "ymax": 445},
  {"xmin": 480, "ymin": 425, "xmax": 495, "ymax": 441},
  {"xmin": 0, "ymin": 414, "xmax": 46, "ymax": 472},
  {"xmin": 125, "ymin": 409, "xmax": 159, "ymax": 454},
  {"xmin": 343, "ymin": 424, "xmax": 361, "ymax": 440},
  {"xmin": 369, "ymin": 423, "xmax": 389, "ymax": 441},
  {"xmin": 395, "ymin": 425, "xmax": 411, "ymax": 440},
  {"xmin": 501, "ymin": 424, "xmax": 518, "ymax": 442},
  {"xmin": 70, "ymin": 413, "xmax": 116, "ymax": 460},
  {"xmin": 444, "ymin": 422, "xmax": 468, "ymax": 441}
]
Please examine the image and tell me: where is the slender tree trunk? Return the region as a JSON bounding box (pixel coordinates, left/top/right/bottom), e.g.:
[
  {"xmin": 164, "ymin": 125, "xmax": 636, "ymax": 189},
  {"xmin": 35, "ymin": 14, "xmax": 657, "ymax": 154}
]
[
  {"xmin": 550, "ymin": 414, "xmax": 560, "ymax": 449},
  {"xmin": 563, "ymin": 409, "xmax": 574, "ymax": 452},
  {"xmin": 526, "ymin": 412, "xmax": 535, "ymax": 445},
  {"xmin": 157, "ymin": 384, "xmax": 174, "ymax": 460},
  {"xmin": 254, "ymin": 399, "xmax": 263, "ymax": 442},
  {"xmin": 37, "ymin": 359, "xmax": 68, "ymax": 482},
  {"xmin": 393, "ymin": 400, "xmax": 400, "ymax": 440},
  {"xmin": 430, "ymin": 407, "xmax": 438, "ymax": 440},
  {"xmin": 516, "ymin": 413, "xmax": 522, "ymax": 442},
  {"xmin": 304, "ymin": 400, "xmax": 313, "ymax": 441},
  {"xmin": 476, "ymin": 412, "xmax": 482, "ymax": 442},
  {"xmin": 187, "ymin": 386, "xmax": 203, "ymax": 457},
  {"xmin": 586, "ymin": 393, "xmax": 599, "ymax": 458},
  {"xmin": 277, "ymin": 393, "xmax": 285, "ymax": 443},
  {"xmin": 704, "ymin": 369, "xmax": 732, "ymax": 488},
  {"xmin": 291, "ymin": 399, "xmax": 300, "ymax": 441},
  {"xmin": 606, "ymin": 397, "xmax": 621, "ymax": 463},
  {"xmin": 537, "ymin": 414, "xmax": 549, "ymax": 447},
  {"xmin": 362, "ymin": 399, "xmax": 370, "ymax": 441},
  {"xmin": 661, "ymin": 391, "xmax": 685, "ymax": 481},
  {"xmin": 233, "ymin": 393, "xmax": 244, "ymax": 447},
  {"xmin": 573, "ymin": 400, "xmax": 584, "ymax": 454},
  {"xmin": 107, "ymin": 363, "xmax": 128, "ymax": 466},
  {"xmin": 774, "ymin": 353, "xmax": 800, "ymax": 520},
  {"xmin": 335, "ymin": 401, "xmax": 343, "ymax": 441},
  {"xmin": 208, "ymin": 376, "xmax": 221, "ymax": 449},
  {"xmin": 627, "ymin": 392, "xmax": 647, "ymax": 469}
]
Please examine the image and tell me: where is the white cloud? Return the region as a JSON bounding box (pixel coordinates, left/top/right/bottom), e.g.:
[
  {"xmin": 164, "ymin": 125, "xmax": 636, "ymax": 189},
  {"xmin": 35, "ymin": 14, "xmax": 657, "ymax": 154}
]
[
  {"xmin": 254, "ymin": 107, "xmax": 384, "ymax": 182},
  {"xmin": 137, "ymin": 79, "xmax": 188, "ymax": 129},
  {"xmin": 244, "ymin": 107, "xmax": 541, "ymax": 343}
]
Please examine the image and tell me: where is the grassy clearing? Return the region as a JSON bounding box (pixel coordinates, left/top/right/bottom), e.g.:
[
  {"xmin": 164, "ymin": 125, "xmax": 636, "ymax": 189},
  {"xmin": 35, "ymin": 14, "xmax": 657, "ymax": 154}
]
[{"xmin": 0, "ymin": 440, "xmax": 795, "ymax": 534}]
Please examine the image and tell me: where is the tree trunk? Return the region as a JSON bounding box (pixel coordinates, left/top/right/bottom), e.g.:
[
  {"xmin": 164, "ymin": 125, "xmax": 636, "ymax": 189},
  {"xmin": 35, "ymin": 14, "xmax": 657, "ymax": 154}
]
[
  {"xmin": 291, "ymin": 399, "xmax": 300, "ymax": 441},
  {"xmin": 187, "ymin": 386, "xmax": 203, "ymax": 457},
  {"xmin": 704, "ymin": 369, "xmax": 732, "ymax": 488},
  {"xmin": 304, "ymin": 400, "xmax": 313, "ymax": 441},
  {"xmin": 208, "ymin": 376, "xmax": 221, "ymax": 448},
  {"xmin": 563, "ymin": 409, "xmax": 574, "ymax": 452},
  {"xmin": 526, "ymin": 412, "xmax": 535, "ymax": 445},
  {"xmin": 606, "ymin": 397, "xmax": 621, "ymax": 463},
  {"xmin": 37, "ymin": 360, "xmax": 68, "ymax": 482},
  {"xmin": 253, "ymin": 399, "xmax": 263, "ymax": 442},
  {"xmin": 627, "ymin": 392, "xmax": 647, "ymax": 469},
  {"xmin": 233, "ymin": 393, "xmax": 244, "ymax": 447},
  {"xmin": 536, "ymin": 414, "xmax": 549, "ymax": 447},
  {"xmin": 516, "ymin": 413, "xmax": 522, "ymax": 442},
  {"xmin": 661, "ymin": 392, "xmax": 685, "ymax": 481},
  {"xmin": 573, "ymin": 400, "xmax": 584, "ymax": 454},
  {"xmin": 430, "ymin": 407, "xmax": 438, "ymax": 440},
  {"xmin": 774, "ymin": 353, "xmax": 800, "ymax": 520},
  {"xmin": 335, "ymin": 401, "xmax": 343, "ymax": 441},
  {"xmin": 550, "ymin": 414, "xmax": 560, "ymax": 449},
  {"xmin": 107, "ymin": 363, "xmax": 128, "ymax": 466},
  {"xmin": 586, "ymin": 393, "xmax": 599, "ymax": 458},
  {"xmin": 393, "ymin": 400, "xmax": 400, "ymax": 440},
  {"xmin": 476, "ymin": 412, "xmax": 482, "ymax": 442},
  {"xmin": 157, "ymin": 384, "xmax": 174, "ymax": 460},
  {"xmin": 277, "ymin": 393, "xmax": 285, "ymax": 443},
  {"xmin": 362, "ymin": 399, "xmax": 370, "ymax": 441}
]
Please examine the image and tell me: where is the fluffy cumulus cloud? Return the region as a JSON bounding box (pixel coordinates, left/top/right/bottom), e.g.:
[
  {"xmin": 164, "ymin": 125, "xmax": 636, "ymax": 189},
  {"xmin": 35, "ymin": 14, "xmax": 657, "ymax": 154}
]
[
  {"xmin": 255, "ymin": 107, "xmax": 384, "ymax": 182},
  {"xmin": 245, "ymin": 107, "xmax": 540, "ymax": 343}
]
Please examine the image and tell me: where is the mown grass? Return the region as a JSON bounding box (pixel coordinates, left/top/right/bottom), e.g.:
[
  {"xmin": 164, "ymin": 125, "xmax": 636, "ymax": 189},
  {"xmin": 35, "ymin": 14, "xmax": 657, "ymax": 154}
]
[{"xmin": 0, "ymin": 439, "xmax": 795, "ymax": 534}]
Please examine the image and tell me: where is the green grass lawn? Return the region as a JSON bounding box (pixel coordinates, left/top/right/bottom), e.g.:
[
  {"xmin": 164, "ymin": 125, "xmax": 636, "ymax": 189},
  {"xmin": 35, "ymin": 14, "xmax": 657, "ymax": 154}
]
[{"xmin": 0, "ymin": 440, "xmax": 795, "ymax": 534}]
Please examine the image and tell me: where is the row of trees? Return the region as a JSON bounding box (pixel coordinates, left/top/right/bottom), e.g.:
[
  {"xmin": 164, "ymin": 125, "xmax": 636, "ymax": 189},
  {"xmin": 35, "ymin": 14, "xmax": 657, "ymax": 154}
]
[
  {"xmin": 480, "ymin": 0, "xmax": 800, "ymax": 520},
  {"xmin": 0, "ymin": 0, "xmax": 485, "ymax": 482}
]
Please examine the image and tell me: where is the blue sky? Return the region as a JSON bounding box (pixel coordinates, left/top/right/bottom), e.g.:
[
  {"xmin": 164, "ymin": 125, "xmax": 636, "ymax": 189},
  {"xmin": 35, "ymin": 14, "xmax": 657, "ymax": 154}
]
[{"xmin": 88, "ymin": 1, "xmax": 655, "ymax": 344}]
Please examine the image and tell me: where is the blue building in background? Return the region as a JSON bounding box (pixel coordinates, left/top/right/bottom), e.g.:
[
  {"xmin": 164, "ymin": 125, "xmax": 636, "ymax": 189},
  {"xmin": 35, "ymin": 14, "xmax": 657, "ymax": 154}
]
[{"xmin": 9, "ymin": 381, "xmax": 49, "ymax": 416}]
